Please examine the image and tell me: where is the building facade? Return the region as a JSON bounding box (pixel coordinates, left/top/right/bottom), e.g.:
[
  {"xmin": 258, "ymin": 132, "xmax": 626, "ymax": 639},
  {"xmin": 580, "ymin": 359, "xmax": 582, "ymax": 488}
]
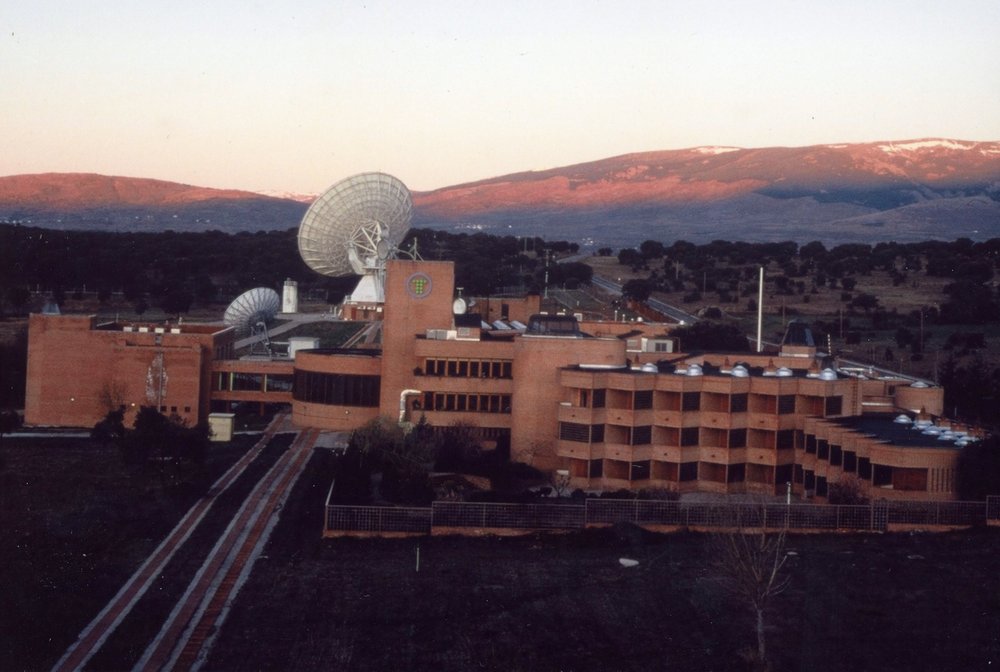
[{"xmin": 24, "ymin": 259, "xmax": 974, "ymax": 501}]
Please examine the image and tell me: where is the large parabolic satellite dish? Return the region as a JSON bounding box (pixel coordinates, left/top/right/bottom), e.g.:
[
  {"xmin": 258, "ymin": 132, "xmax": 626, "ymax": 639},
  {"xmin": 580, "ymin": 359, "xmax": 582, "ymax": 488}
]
[
  {"xmin": 224, "ymin": 287, "xmax": 281, "ymax": 335},
  {"xmin": 297, "ymin": 172, "xmax": 413, "ymax": 303}
]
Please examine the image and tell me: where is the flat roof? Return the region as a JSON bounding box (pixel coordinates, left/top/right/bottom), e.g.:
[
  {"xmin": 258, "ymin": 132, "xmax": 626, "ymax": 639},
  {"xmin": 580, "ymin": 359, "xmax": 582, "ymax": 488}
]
[{"xmin": 828, "ymin": 416, "xmax": 963, "ymax": 450}]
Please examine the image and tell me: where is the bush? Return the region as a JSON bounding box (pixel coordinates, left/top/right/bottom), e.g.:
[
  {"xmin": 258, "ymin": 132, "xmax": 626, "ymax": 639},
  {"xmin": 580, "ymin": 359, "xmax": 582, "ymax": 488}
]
[{"xmin": 827, "ymin": 476, "xmax": 869, "ymax": 505}]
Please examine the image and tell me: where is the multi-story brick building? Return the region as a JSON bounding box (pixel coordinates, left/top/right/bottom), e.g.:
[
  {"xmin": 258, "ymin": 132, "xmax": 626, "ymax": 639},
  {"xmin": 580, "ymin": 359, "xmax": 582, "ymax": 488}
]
[{"xmin": 25, "ymin": 259, "xmax": 976, "ymax": 501}]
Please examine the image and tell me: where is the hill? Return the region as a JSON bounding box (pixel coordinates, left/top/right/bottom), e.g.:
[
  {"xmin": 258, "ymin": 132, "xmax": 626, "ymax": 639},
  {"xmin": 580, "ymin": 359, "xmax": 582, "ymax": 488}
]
[
  {"xmin": 413, "ymin": 139, "xmax": 1000, "ymax": 247},
  {"xmin": 0, "ymin": 173, "xmax": 308, "ymax": 234},
  {"xmin": 2, "ymin": 139, "xmax": 999, "ymax": 245}
]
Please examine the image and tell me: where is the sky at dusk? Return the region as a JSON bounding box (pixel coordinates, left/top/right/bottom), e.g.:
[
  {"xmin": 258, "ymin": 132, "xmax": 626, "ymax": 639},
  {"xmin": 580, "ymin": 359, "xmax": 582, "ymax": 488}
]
[{"xmin": 2, "ymin": 1, "xmax": 999, "ymax": 194}]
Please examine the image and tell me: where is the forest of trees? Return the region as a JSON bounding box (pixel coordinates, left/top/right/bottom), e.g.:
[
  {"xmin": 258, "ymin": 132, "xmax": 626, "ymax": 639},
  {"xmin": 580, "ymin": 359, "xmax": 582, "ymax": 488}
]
[{"xmin": 0, "ymin": 225, "xmax": 584, "ymax": 318}]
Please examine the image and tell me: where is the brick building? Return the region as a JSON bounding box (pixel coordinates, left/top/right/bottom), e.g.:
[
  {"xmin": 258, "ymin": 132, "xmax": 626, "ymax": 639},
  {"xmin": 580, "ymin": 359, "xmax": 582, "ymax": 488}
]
[{"xmin": 25, "ymin": 259, "xmax": 975, "ymax": 501}]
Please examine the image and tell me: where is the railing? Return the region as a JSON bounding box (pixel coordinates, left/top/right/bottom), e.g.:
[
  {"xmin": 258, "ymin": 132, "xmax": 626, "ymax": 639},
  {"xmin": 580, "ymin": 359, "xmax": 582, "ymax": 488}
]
[
  {"xmin": 432, "ymin": 501, "xmax": 586, "ymax": 530},
  {"xmin": 324, "ymin": 497, "xmax": 998, "ymax": 536}
]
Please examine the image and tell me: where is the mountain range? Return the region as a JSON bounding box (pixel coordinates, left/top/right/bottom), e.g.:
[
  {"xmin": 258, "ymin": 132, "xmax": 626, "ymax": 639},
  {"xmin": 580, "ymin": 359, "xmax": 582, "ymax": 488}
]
[{"xmin": 2, "ymin": 139, "xmax": 998, "ymax": 247}]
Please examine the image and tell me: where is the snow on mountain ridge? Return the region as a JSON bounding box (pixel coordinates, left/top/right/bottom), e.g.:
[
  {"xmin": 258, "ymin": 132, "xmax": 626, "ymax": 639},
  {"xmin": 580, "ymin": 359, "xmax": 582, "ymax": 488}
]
[{"xmin": 878, "ymin": 139, "xmax": 975, "ymax": 153}]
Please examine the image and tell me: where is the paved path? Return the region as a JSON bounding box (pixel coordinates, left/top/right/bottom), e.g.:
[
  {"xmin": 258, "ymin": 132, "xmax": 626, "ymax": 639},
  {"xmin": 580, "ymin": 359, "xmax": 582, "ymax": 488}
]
[{"xmin": 50, "ymin": 414, "xmax": 319, "ymax": 672}]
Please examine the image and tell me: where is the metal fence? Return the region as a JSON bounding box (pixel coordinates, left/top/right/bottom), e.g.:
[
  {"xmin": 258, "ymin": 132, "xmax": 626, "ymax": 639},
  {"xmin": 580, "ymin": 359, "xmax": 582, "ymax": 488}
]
[
  {"xmin": 324, "ymin": 497, "xmax": 996, "ymax": 536},
  {"xmin": 432, "ymin": 501, "xmax": 587, "ymax": 530},
  {"xmin": 325, "ymin": 505, "xmax": 432, "ymax": 534}
]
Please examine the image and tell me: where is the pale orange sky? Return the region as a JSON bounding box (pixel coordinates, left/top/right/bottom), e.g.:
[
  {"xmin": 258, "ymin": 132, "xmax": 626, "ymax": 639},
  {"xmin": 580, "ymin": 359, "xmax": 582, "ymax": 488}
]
[{"xmin": 2, "ymin": 1, "xmax": 998, "ymax": 194}]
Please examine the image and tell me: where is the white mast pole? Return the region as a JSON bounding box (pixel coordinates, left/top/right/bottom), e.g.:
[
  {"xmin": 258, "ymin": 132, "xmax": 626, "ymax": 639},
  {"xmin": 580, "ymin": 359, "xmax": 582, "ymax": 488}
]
[{"xmin": 756, "ymin": 266, "xmax": 764, "ymax": 353}]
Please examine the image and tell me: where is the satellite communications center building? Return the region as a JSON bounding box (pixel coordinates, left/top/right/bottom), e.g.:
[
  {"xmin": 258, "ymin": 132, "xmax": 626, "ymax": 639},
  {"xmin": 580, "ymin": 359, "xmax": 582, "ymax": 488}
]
[{"xmin": 24, "ymin": 258, "xmax": 974, "ymax": 503}]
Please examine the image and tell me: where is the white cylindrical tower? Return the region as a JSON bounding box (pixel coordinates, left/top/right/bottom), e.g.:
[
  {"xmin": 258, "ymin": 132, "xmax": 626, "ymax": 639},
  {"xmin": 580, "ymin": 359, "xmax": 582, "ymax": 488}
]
[{"xmin": 282, "ymin": 278, "xmax": 299, "ymax": 313}]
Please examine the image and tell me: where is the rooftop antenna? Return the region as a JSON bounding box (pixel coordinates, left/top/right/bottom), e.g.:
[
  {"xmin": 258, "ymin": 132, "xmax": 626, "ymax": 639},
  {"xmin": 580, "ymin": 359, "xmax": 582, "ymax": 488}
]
[
  {"xmin": 297, "ymin": 172, "xmax": 413, "ymax": 304},
  {"xmin": 224, "ymin": 287, "xmax": 280, "ymax": 354}
]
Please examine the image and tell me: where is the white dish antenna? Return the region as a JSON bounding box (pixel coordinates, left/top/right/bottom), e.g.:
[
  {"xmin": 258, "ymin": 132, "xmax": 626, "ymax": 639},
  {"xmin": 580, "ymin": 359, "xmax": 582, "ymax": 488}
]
[
  {"xmin": 224, "ymin": 287, "xmax": 280, "ymax": 335},
  {"xmin": 297, "ymin": 172, "xmax": 413, "ymax": 304}
]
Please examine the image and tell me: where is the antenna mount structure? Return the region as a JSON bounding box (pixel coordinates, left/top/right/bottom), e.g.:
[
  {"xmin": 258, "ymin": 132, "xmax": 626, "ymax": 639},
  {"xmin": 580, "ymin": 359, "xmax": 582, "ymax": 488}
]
[{"xmin": 297, "ymin": 172, "xmax": 413, "ymax": 305}]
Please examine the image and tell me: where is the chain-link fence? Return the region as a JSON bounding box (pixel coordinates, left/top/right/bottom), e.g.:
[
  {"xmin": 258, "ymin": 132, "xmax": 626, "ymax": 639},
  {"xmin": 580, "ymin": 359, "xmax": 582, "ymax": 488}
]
[
  {"xmin": 324, "ymin": 505, "xmax": 432, "ymax": 535},
  {"xmin": 324, "ymin": 497, "xmax": 994, "ymax": 536},
  {"xmin": 432, "ymin": 501, "xmax": 587, "ymax": 530}
]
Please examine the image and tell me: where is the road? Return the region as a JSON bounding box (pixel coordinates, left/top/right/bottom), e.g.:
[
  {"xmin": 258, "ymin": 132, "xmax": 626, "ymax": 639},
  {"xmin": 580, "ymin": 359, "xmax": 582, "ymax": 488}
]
[{"xmin": 590, "ymin": 276, "xmax": 700, "ymax": 325}]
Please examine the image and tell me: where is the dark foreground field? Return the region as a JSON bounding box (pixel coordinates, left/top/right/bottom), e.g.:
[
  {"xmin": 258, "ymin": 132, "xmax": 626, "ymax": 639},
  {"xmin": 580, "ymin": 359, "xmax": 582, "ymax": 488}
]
[
  {"xmin": 207, "ymin": 452, "xmax": 1000, "ymax": 672},
  {"xmin": 3, "ymin": 439, "xmax": 999, "ymax": 671}
]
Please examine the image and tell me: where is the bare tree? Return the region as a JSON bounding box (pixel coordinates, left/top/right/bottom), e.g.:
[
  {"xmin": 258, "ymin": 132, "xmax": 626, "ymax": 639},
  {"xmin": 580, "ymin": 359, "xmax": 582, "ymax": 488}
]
[
  {"xmin": 711, "ymin": 524, "xmax": 791, "ymax": 670},
  {"xmin": 97, "ymin": 380, "xmax": 130, "ymax": 414}
]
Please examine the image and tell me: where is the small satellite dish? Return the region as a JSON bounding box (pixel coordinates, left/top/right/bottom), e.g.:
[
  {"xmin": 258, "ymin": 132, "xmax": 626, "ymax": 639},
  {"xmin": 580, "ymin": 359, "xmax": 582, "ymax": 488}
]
[
  {"xmin": 452, "ymin": 297, "xmax": 467, "ymax": 315},
  {"xmin": 224, "ymin": 287, "xmax": 280, "ymax": 335},
  {"xmin": 297, "ymin": 172, "xmax": 413, "ymax": 304}
]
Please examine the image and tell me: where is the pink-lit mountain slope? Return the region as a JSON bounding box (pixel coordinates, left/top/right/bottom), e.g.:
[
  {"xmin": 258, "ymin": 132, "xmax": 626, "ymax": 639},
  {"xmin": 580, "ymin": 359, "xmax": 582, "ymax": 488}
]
[
  {"xmin": 2, "ymin": 139, "xmax": 998, "ymax": 245},
  {"xmin": 411, "ymin": 139, "xmax": 1000, "ymax": 246},
  {"xmin": 0, "ymin": 173, "xmax": 308, "ymax": 234}
]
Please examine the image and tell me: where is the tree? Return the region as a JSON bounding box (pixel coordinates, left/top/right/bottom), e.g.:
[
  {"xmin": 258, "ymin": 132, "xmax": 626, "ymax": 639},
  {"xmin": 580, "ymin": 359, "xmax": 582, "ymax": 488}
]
[
  {"xmin": 0, "ymin": 410, "xmax": 22, "ymax": 469},
  {"xmin": 91, "ymin": 409, "xmax": 126, "ymax": 449},
  {"xmin": 827, "ymin": 475, "xmax": 869, "ymax": 505},
  {"xmin": 711, "ymin": 524, "xmax": 791, "ymax": 670},
  {"xmin": 956, "ymin": 435, "xmax": 1000, "ymax": 500},
  {"xmin": 621, "ymin": 278, "xmax": 653, "ymax": 302},
  {"xmin": 672, "ymin": 321, "xmax": 750, "ymax": 352}
]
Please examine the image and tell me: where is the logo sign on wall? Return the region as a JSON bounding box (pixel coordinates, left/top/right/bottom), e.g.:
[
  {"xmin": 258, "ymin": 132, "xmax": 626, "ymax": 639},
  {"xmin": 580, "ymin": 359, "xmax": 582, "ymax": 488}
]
[{"xmin": 406, "ymin": 272, "xmax": 433, "ymax": 299}]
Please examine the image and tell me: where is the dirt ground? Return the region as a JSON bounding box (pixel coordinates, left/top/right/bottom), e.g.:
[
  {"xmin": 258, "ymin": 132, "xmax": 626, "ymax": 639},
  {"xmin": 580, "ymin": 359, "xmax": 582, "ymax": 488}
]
[{"xmin": 205, "ymin": 450, "xmax": 1000, "ymax": 672}]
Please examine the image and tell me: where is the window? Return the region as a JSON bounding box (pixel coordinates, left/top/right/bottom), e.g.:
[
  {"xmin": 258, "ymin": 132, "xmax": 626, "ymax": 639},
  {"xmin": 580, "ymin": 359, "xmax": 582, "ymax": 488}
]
[
  {"xmin": 591, "ymin": 424, "xmax": 605, "ymax": 443},
  {"xmin": 817, "ymin": 440, "xmax": 829, "ymax": 460},
  {"xmin": 858, "ymin": 457, "xmax": 872, "ymax": 480},
  {"xmin": 775, "ymin": 464, "xmax": 793, "ymax": 486},
  {"xmin": 630, "ymin": 426, "xmax": 652, "ymax": 445},
  {"xmin": 816, "ymin": 476, "xmax": 828, "ymax": 497},
  {"xmin": 794, "ymin": 464, "xmax": 804, "ymax": 483},
  {"xmin": 679, "ymin": 462, "xmax": 698, "ymax": 481},
  {"xmin": 633, "ymin": 390, "xmax": 653, "ymax": 410},
  {"xmin": 727, "ymin": 463, "xmax": 746, "ymax": 483},
  {"xmin": 873, "ymin": 464, "xmax": 892, "ymax": 487},
  {"xmin": 231, "ymin": 372, "xmax": 263, "ymax": 391},
  {"xmin": 423, "ymin": 358, "xmax": 513, "ymax": 379},
  {"xmin": 776, "ymin": 429, "xmax": 795, "ymax": 450},
  {"xmin": 681, "ymin": 427, "xmax": 699, "ymax": 446},
  {"xmin": 682, "ymin": 392, "xmax": 700, "ymax": 411},
  {"xmin": 805, "ymin": 434, "xmax": 817, "ymax": 454},
  {"xmin": 631, "ymin": 460, "xmax": 650, "ymax": 480},
  {"xmin": 559, "ymin": 422, "xmax": 590, "ymax": 442},
  {"xmin": 559, "ymin": 422, "xmax": 604, "ymax": 442},
  {"xmin": 588, "ymin": 389, "xmax": 606, "ymax": 409},
  {"xmin": 843, "ymin": 450, "xmax": 857, "ymax": 473},
  {"xmin": 293, "ymin": 371, "xmax": 381, "ymax": 407},
  {"xmin": 830, "ymin": 444, "xmax": 842, "ymax": 466},
  {"xmin": 730, "ymin": 393, "xmax": 748, "ymax": 413},
  {"xmin": 265, "ymin": 374, "xmax": 293, "ymax": 392},
  {"xmin": 804, "ymin": 470, "xmax": 815, "ymax": 490},
  {"xmin": 589, "ymin": 459, "xmax": 603, "ymax": 478},
  {"xmin": 825, "ymin": 396, "xmax": 843, "ymax": 416},
  {"xmin": 729, "ymin": 428, "xmax": 747, "ymax": 448},
  {"xmin": 777, "ymin": 394, "xmax": 796, "ymax": 414}
]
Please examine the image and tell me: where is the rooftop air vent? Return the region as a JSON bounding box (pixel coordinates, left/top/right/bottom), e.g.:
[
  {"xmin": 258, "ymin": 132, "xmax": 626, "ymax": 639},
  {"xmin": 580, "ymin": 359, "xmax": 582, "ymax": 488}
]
[{"xmin": 731, "ymin": 365, "xmax": 749, "ymax": 378}]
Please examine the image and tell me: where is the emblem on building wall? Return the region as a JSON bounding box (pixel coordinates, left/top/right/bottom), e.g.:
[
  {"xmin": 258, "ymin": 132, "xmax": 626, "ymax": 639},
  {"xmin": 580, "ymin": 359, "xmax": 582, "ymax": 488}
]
[{"xmin": 406, "ymin": 272, "xmax": 433, "ymax": 299}]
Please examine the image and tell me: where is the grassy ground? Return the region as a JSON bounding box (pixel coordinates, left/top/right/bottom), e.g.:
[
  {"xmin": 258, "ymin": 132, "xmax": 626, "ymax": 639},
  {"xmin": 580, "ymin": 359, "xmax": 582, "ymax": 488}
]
[
  {"xmin": 205, "ymin": 454, "xmax": 1000, "ymax": 672},
  {"xmin": 0, "ymin": 434, "xmax": 259, "ymax": 671},
  {"xmin": 3, "ymin": 439, "xmax": 999, "ymax": 671}
]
